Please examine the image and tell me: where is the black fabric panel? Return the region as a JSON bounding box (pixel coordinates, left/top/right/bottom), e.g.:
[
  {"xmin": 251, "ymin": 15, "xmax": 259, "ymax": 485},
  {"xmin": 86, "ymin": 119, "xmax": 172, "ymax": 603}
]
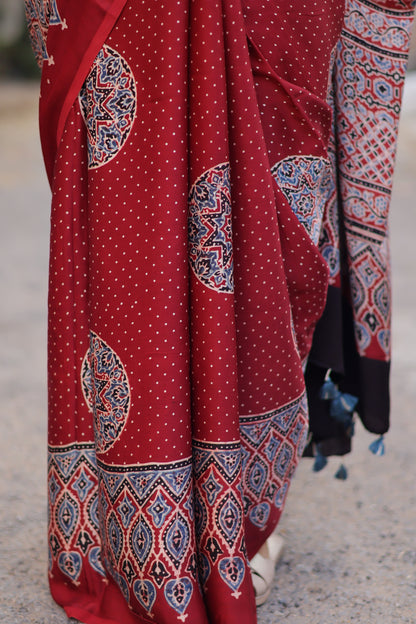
[
  {"xmin": 304, "ymin": 361, "xmax": 352, "ymax": 457},
  {"xmin": 306, "ymin": 284, "xmax": 390, "ymax": 456},
  {"xmin": 337, "ymin": 357, "xmax": 390, "ymax": 435},
  {"xmin": 308, "ymin": 284, "xmax": 344, "ymax": 373}
]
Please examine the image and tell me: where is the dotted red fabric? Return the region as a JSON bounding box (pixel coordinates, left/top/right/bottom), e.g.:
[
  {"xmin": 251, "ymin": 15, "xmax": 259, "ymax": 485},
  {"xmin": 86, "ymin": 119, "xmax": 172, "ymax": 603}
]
[{"xmin": 24, "ymin": 0, "xmax": 414, "ymax": 622}]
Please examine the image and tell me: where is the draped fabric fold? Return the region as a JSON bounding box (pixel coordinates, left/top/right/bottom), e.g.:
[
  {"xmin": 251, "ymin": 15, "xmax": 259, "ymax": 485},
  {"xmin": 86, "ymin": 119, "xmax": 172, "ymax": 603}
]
[
  {"xmin": 307, "ymin": 0, "xmax": 415, "ymax": 457},
  {"xmin": 24, "ymin": 0, "xmax": 413, "ymax": 622}
]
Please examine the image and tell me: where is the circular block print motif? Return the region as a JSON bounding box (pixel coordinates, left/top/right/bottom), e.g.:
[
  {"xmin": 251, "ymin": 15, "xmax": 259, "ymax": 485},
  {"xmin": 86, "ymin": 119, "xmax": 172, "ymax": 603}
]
[
  {"xmin": 79, "ymin": 45, "xmax": 137, "ymax": 169},
  {"xmin": 272, "ymin": 155, "xmax": 333, "ymax": 245},
  {"xmin": 82, "ymin": 331, "xmax": 131, "ymax": 453},
  {"xmin": 188, "ymin": 162, "xmax": 234, "ymax": 293}
]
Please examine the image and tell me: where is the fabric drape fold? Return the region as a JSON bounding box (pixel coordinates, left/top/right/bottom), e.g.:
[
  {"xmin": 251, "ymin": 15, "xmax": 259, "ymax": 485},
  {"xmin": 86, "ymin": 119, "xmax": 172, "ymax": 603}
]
[
  {"xmin": 307, "ymin": 0, "xmax": 415, "ymax": 457},
  {"xmin": 25, "ymin": 0, "xmax": 414, "ymax": 622}
]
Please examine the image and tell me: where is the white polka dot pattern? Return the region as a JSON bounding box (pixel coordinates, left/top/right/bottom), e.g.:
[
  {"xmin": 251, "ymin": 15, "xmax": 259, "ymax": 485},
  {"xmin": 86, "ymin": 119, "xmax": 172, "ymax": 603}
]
[{"xmin": 29, "ymin": 0, "xmax": 411, "ymax": 622}]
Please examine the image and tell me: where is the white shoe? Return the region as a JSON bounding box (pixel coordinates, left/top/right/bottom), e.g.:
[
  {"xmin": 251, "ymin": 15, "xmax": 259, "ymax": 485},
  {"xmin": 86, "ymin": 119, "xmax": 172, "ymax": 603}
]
[{"xmin": 249, "ymin": 533, "xmax": 285, "ymax": 606}]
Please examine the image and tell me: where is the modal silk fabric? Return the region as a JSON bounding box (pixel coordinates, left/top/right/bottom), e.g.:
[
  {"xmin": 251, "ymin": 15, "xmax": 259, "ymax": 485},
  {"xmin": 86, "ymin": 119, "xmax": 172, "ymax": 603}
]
[{"xmin": 25, "ymin": 1, "xmax": 414, "ymax": 623}]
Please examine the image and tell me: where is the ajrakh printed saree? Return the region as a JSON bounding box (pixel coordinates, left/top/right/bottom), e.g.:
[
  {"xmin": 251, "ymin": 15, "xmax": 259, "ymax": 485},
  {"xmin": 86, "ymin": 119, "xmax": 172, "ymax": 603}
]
[{"xmin": 25, "ymin": 1, "xmax": 414, "ymax": 623}]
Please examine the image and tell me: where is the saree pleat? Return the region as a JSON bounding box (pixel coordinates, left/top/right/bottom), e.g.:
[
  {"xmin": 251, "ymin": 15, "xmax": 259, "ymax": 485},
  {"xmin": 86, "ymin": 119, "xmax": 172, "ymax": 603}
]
[{"xmin": 24, "ymin": 0, "xmax": 413, "ymax": 622}]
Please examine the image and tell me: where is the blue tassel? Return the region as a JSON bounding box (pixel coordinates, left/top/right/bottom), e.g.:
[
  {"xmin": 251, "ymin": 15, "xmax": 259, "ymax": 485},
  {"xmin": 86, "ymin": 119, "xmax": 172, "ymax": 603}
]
[
  {"xmin": 320, "ymin": 379, "xmax": 339, "ymax": 401},
  {"xmin": 330, "ymin": 392, "xmax": 358, "ymax": 418},
  {"xmin": 334, "ymin": 464, "xmax": 348, "ymax": 480},
  {"xmin": 369, "ymin": 435, "xmax": 385, "ymax": 456},
  {"xmin": 329, "ymin": 398, "xmax": 353, "ymax": 427},
  {"xmin": 320, "ymin": 380, "xmax": 358, "ymax": 433},
  {"xmin": 339, "ymin": 393, "xmax": 359, "ymax": 413},
  {"xmin": 313, "ymin": 451, "xmax": 328, "ymax": 472}
]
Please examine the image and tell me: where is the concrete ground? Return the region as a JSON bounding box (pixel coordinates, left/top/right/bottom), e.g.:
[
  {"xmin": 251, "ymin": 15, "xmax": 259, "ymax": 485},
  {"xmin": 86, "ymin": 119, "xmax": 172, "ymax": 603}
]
[{"xmin": 0, "ymin": 76, "xmax": 415, "ymax": 624}]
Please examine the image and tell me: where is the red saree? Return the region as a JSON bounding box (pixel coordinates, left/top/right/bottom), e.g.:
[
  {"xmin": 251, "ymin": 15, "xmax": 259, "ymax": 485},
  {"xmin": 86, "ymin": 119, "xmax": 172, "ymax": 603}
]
[{"xmin": 25, "ymin": 1, "xmax": 414, "ymax": 623}]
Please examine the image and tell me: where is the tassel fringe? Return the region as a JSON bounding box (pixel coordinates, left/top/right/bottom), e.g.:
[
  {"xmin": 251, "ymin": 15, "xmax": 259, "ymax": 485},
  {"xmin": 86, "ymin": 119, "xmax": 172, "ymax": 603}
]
[
  {"xmin": 313, "ymin": 376, "xmax": 359, "ymax": 479},
  {"xmin": 334, "ymin": 464, "xmax": 348, "ymax": 480},
  {"xmin": 312, "ymin": 450, "xmax": 328, "ymax": 472},
  {"xmin": 369, "ymin": 435, "xmax": 385, "ymax": 456}
]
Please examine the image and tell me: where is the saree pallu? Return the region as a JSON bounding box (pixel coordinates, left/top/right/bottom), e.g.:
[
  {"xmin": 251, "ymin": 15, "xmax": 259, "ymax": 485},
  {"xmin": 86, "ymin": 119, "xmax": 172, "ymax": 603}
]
[
  {"xmin": 25, "ymin": 1, "xmax": 413, "ymax": 623},
  {"xmin": 307, "ymin": 0, "xmax": 415, "ymax": 457}
]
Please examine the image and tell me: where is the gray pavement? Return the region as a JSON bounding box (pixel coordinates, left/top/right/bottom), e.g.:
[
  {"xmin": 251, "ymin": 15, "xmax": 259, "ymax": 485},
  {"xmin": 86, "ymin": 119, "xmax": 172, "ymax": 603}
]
[{"xmin": 0, "ymin": 77, "xmax": 415, "ymax": 624}]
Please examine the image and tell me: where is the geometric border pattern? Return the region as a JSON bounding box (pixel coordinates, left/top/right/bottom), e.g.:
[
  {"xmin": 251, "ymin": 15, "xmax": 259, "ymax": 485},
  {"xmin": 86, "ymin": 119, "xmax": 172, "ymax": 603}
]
[
  {"xmin": 321, "ymin": 0, "xmax": 415, "ymax": 360},
  {"xmin": 47, "ymin": 388, "xmax": 309, "ymax": 619},
  {"xmin": 240, "ymin": 392, "xmax": 309, "ymax": 529},
  {"xmin": 48, "ymin": 444, "xmax": 104, "ymax": 584}
]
